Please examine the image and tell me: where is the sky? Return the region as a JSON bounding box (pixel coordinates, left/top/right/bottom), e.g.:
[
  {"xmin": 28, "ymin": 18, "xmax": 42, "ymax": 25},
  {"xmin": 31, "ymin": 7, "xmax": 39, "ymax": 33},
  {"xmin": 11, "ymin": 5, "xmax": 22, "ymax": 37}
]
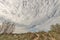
[{"xmin": 0, "ymin": 0, "xmax": 60, "ymax": 33}]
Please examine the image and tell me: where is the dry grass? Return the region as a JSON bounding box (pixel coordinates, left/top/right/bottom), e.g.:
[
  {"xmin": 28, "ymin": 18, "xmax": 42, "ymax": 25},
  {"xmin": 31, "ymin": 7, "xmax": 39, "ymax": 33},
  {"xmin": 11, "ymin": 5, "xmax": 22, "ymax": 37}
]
[{"xmin": 0, "ymin": 24, "xmax": 60, "ymax": 40}]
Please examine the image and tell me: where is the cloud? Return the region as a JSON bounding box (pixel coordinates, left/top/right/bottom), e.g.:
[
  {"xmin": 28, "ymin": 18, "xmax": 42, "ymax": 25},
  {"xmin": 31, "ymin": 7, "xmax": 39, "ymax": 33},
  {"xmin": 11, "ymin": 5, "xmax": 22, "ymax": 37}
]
[{"xmin": 0, "ymin": 0, "xmax": 60, "ymax": 33}]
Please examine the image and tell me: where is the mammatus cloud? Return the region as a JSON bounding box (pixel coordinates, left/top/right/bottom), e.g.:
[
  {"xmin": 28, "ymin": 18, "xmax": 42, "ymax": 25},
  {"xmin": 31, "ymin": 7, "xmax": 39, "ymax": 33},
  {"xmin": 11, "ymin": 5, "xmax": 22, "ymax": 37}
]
[{"xmin": 0, "ymin": 0, "xmax": 60, "ymax": 33}]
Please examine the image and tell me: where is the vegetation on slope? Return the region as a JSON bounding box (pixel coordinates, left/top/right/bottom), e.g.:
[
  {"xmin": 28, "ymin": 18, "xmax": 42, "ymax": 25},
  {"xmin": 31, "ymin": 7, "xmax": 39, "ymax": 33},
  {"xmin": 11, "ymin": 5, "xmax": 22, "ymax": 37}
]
[{"xmin": 0, "ymin": 23, "xmax": 60, "ymax": 40}]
